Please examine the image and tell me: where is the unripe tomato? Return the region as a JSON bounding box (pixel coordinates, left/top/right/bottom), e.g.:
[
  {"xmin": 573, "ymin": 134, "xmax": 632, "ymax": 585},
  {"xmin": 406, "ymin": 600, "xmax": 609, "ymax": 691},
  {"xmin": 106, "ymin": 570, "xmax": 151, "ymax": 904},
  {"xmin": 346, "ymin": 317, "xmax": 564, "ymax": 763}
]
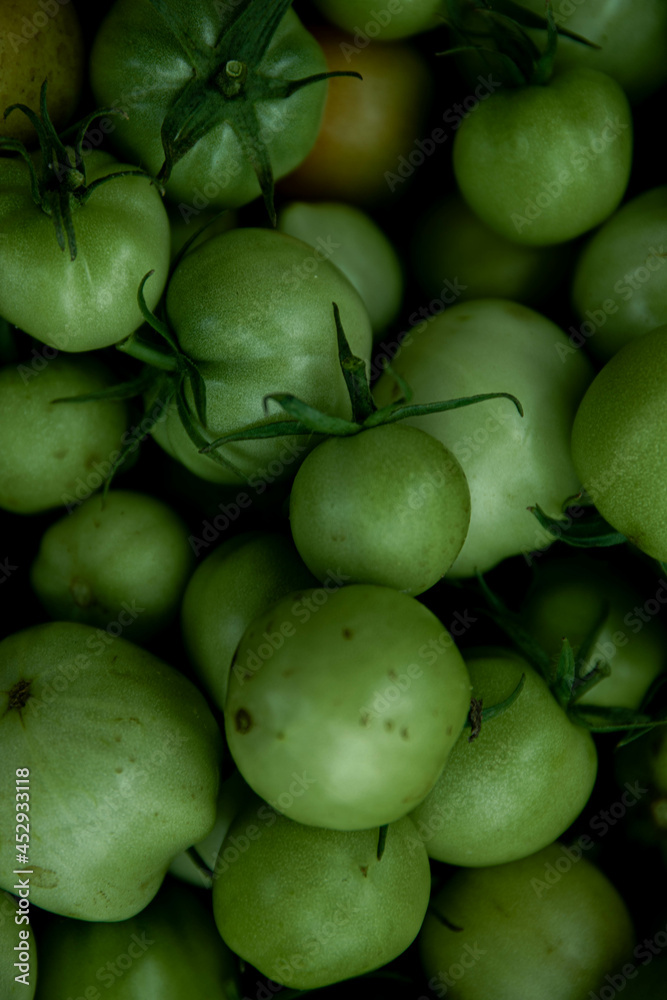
[
  {"xmin": 571, "ymin": 325, "xmax": 667, "ymax": 561},
  {"xmin": 419, "ymin": 842, "xmax": 634, "ymax": 1000}
]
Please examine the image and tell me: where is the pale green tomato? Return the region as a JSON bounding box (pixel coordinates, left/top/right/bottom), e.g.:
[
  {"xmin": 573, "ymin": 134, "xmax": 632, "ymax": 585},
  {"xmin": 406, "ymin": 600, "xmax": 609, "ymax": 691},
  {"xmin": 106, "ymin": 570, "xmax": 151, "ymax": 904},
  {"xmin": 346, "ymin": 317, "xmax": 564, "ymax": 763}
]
[
  {"xmin": 90, "ymin": 4, "xmax": 328, "ymax": 211},
  {"xmin": 409, "ymin": 651, "xmax": 597, "ymax": 866},
  {"xmin": 278, "ymin": 201, "xmax": 404, "ymax": 336},
  {"xmin": 419, "ymin": 843, "xmax": 634, "ymax": 1000},
  {"xmin": 224, "ymin": 584, "xmax": 471, "ymax": 830},
  {"xmin": 411, "ymin": 193, "xmax": 568, "ymax": 306},
  {"xmin": 0, "ymin": 623, "xmax": 222, "ymax": 920},
  {"xmin": 571, "ymin": 186, "xmax": 667, "ymax": 361},
  {"xmin": 522, "ymin": 556, "xmax": 666, "ymax": 709},
  {"xmin": 169, "ymin": 770, "xmax": 250, "ymax": 889},
  {"xmin": 0, "ymin": 890, "xmax": 36, "ymax": 999},
  {"xmin": 571, "ymin": 325, "xmax": 667, "ymax": 561},
  {"xmin": 30, "ymin": 490, "xmax": 195, "ymax": 642},
  {"xmin": 453, "ymin": 68, "xmax": 632, "ymax": 246},
  {"xmin": 0, "ymin": 151, "xmax": 171, "ymax": 352},
  {"xmin": 212, "ymin": 799, "xmax": 431, "ymax": 989},
  {"xmin": 520, "ymin": 0, "xmax": 667, "ymax": 103},
  {"xmin": 312, "ymin": 0, "xmax": 444, "ymax": 40},
  {"xmin": 373, "ymin": 299, "xmax": 594, "ymax": 577},
  {"xmin": 34, "ymin": 880, "xmax": 239, "ymax": 1000},
  {"xmin": 289, "ymin": 424, "xmax": 471, "ymax": 595},
  {"xmin": 153, "ymin": 227, "xmax": 373, "ymax": 484},
  {"xmin": 0, "ymin": 355, "xmax": 129, "ymax": 515},
  {"xmin": 181, "ymin": 532, "xmax": 317, "ymax": 711}
]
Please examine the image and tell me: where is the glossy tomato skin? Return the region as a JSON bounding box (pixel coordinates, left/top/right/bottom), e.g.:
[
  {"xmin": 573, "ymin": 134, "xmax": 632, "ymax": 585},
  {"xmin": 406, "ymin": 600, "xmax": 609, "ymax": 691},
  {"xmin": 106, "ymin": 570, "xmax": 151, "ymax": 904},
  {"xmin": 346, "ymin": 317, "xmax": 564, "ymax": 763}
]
[
  {"xmin": 278, "ymin": 200, "xmax": 404, "ymax": 336},
  {"xmin": 409, "ymin": 651, "xmax": 597, "ymax": 867},
  {"xmin": 419, "ymin": 843, "xmax": 634, "ymax": 1000},
  {"xmin": 0, "ymin": 355, "xmax": 129, "ymax": 515},
  {"xmin": 0, "ymin": 0, "xmax": 84, "ymax": 145},
  {"xmin": 278, "ymin": 27, "xmax": 432, "ymax": 205},
  {"xmin": 30, "ymin": 490, "xmax": 195, "ymax": 642},
  {"xmin": 181, "ymin": 532, "xmax": 317, "ymax": 711},
  {"xmin": 155, "ymin": 227, "xmax": 373, "ymax": 485},
  {"xmin": 571, "ymin": 325, "xmax": 667, "ymax": 561},
  {"xmin": 90, "ymin": 3, "xmax": 328, "ymax": 209},
  {"xmin": 373, "ymin": 299, "xmax": 594, "ymax": 577},
  {"xmin": 224, "ymin": 584, "xmax": 472, "ymax": 831},
  {"xmin": 289, "ymin": 424, "xmax": 471, "ymax": 596},
  {"xmin": 0, "ymin": 151, "xmax": 170, "ymax": 351},
  {"xmin": 453, "ymin": 67, "xmax": 633, "ymax": 246},
  {"xmin": 571, "ymin": 186, "xmax": 667, "ymax": 361},
  {"xmin": 213, "ymin": 800, "xmax": 431, "ymax": 990},
  {"xmin": 0, "ymin": 622, "xmax": 222, "ymax": 921}
]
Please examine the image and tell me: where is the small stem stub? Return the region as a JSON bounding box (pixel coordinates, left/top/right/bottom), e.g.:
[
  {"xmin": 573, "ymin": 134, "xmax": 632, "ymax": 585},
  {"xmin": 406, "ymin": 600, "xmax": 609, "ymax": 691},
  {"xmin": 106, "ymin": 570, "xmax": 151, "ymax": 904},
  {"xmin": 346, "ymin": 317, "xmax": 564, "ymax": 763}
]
[{"xmin": 218, "ymin": 59, "xmax": 248, "ymax": 96}]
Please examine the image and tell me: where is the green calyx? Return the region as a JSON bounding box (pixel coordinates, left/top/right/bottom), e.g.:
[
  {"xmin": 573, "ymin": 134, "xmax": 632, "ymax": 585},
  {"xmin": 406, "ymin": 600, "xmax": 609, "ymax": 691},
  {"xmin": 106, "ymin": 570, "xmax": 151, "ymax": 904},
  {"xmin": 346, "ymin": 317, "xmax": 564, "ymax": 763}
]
[
  {"xmin": 439, "ymin": 0, "xmax": 599, "ymax": 87},
  {"xmin": 147, "ymin": 0, "xmax": 361, "ymax": 224},
  {"xmin": 475, "ymin": 573, "xmax": 667, "ymax": 744},
  {"xmin": 199, "ymin": 302, "xmax": 524, "ymax": 454},
  {"xmin": 0, "ymin": 80, "xmax": 150, "ymax": 260},
  {"xmin": 529, "ymin": 496, "xmax": 627, "ymax": 550}
]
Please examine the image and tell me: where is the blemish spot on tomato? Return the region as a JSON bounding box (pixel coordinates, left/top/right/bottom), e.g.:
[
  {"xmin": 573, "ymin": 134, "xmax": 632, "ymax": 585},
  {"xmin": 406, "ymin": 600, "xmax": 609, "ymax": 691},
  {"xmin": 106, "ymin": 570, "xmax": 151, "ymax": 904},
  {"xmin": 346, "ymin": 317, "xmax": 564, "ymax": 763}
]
[
  {"xmin": 115, "ymin": 767, "xmax": 123, "ymax": 774},
  {"xmin": 359, "ymin": 865, "xmax": 368, "ymax": 877},
  {"xmin": 235, "ymin": 708, "xmax": 253, "ymax": 733},
  {"xmin": 342, "ymin": 628, "xmax": 353, "ymax": 639},
  {"xmin": 388, "ymin": 669, "xmax": 398, "ymax": 680},
  {"xmin": 400, "ymin": 726, "xmax": 409, "ymax": 739},
  {"xmin": 360, "ymin": 711, "xmax": 370, "ymax": 726},
  {"xmin": 385, "ymin": 720, "xmax": 394, "ymax": 731}
]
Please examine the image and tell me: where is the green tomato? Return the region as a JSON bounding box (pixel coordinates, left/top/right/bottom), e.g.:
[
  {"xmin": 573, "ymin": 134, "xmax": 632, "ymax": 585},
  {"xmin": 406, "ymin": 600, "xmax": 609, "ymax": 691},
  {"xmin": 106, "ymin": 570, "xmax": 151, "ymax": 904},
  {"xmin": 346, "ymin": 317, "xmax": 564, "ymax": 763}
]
[
  {"xmin": 519, "ymin": 0, "xmax": 667, "ymax": 103},
  {"xmin": 289, "ymin": 424, "xmax": 471, "ymax": 596},
  {"xmin": 453, "ymin": 68, "xmax": 632, "ymax": 246},
  {"xmin": 0, "ymin": 890, "xmax": 36, "ymax": 999},
  {"xmin": 571, "ymin": 186, "xmax": 667, "ymax": 361},
  {"xmin": 278, "ymin": 200, "xmax": 404, "ymax": 336},
  {"xmin": 169, "ymin": 770, "xmax": 250, "ymax": 889},
  {"xmin": 90, "ymin": 2, "xmax": 328, "ymax": 210},
  {"xmin": 30, "ymin": 490, "xmax": 195, "ymax": 642},
  {"xmin": 34, "ymin": 880, "xmax": 239, "ymax": 1000},
  {"xmin": 419, "ymin": 843, "xmax": 634, "ymax": 1000},
  {"xmin": 373, "ymin": 299, "xmax": 594, "ymax": 577},
  {"xmin": 212, "ymin": 798, "xmax": 431, "ymax": 989},
  {"xmin": 571, "ymin": 325, "xmax": 667, "ymax": 561},
  {"xmin": 0, "ymin": 151, "xmax": 170, "ymax": 352},
  {"xmin": 153, "ymin": 227, "xmax": 372, "ymax": 484},
  {"xmin": 0, "ymin": 355, "xmax": 129, "ymax": 515},
  {"xmin": 181, "ymin": 532, "xmax": 317, "ymax": 711},
  {"xmin": 312, "ymin": 0, "xmax": 444, "ymax": 40},
  {"xmin": 410, "ymin": 193, "xmax": 568, "ymax": 306},
  {"xmin": 521, "ymin": 555, "xmax": 666, "ymax": 709},
  {"xmin": 0, "ymin": 0, "xmax": 83, "ymax": 145},
  {"xmin": 224, "ymin": 584, "xmax": 471, "ymax": 830},
  {"xmin": 0, "ymin": 622, "xmax": 222, "ymax": 920},
  {"xmin": 410, "ymin": 651, "xmax": 597, "ymax": 866}
]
